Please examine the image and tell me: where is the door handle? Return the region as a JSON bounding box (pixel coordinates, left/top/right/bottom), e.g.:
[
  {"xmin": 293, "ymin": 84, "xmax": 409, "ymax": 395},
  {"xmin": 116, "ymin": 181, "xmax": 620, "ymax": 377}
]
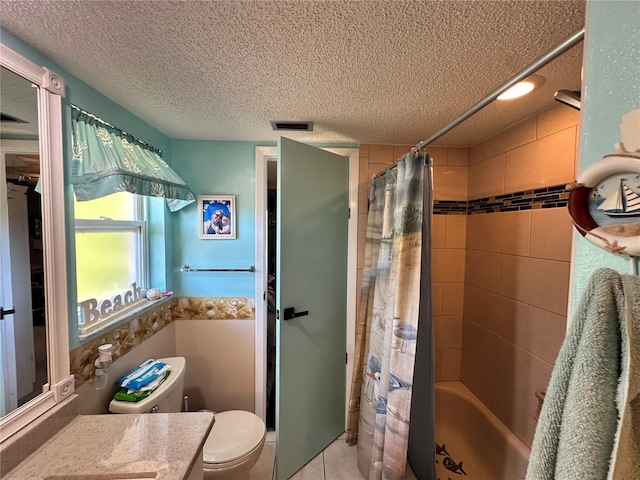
[
  {"xmin": 0, "ymin": 307, "xmax": 15, "ymax": 320},
  {"xmin": 283, "ymin": 307, "xmax": 309, "ymax": 321}
]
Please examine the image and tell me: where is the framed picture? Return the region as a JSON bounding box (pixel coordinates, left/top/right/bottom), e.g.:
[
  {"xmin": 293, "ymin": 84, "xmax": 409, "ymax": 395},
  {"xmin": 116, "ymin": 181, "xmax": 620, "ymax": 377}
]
[{"xmin": 199, "ymin": 195, "xmax": 236, "ymax": 239}]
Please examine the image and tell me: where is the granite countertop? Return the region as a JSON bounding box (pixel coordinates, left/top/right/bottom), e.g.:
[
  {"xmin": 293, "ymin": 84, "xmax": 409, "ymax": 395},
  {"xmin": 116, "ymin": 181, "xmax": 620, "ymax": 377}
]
[{"xmin": 4, "ymin": 411, "xmax": 214, "ymax": 480}]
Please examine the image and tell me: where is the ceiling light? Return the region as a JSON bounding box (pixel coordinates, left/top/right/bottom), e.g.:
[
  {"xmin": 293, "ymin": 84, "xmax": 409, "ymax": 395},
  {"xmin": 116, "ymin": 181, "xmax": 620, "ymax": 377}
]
[{"xmin": 497, "ymin": 75, "xmax": 545, "ymax": 100}]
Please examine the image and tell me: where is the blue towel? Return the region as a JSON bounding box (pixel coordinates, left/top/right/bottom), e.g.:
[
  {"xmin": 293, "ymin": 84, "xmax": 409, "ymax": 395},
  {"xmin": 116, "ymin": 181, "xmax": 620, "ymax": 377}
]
[{"xmin": 526, "ymin": 268, "xmax": 640, "ymax": 480}]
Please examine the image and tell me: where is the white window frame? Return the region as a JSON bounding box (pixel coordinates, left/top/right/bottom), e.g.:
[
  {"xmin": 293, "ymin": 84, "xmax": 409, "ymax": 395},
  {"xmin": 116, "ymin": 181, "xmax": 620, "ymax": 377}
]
[{"xmin": 74, "ymin": 195, "xmax": 149, "ymax": 340}]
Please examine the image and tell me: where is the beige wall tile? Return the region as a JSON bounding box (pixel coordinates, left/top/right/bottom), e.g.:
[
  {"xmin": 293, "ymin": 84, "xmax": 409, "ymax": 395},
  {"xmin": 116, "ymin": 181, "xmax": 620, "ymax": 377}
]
[
  {"xmin": 359, "ymin": 156, "xmax": 371, "ymax": 212},
  {"xmin": 425, "ymin": 146, "xmax": 449, "ymax": 166},
  {"xmin": 529, "ymin": 208, "xmax": 573, "ymax": 261},
  {"xmin": 465, "ymin": 250, "xmax": 501, "ymax": 293},
  {"xmin": 356, "ymin": 268, "xmax": 363, "ymax": 315},
  {"xmin": 359, "ymin": 144, "xmax": 370, "ymax": 158},
  {"xmin": 537, "ymin": 104, "xmax": 580, "ymax": 139},
  {"xmin": 443, "ymin": 283, "xmax": 465, "ymax": 316},
  {"xmin": 475, "ymin": 289, "xmax": 528, "ymax": 347},
  {"xmin": 445, "ymin": 215, "xmax": 467, "ymax": 249},
  {"xmin": 492, "ymin": 336, "xmax": 525, "ymax": 388},
  {"xmin": 462, "ymin": 318, "xmax": 503, "ymax": 377},
  {"xmin": 469, "ymin": 142, "xmax": 484, "ymax": 165},
  {"xmin": 357, "ymin": 213, "xmax": 368, "ymax": 269},
  {"xmin": 393, "ymin": 144, "xmax": 414, "ymax": 160},
  {"xmin": 440, "ymin": 349, "xmax": 462, "ymax": 381},
  {"xmin": 466, "ymin": 213, "xmax": 482, "ymax": 251},
  {"xmin": 478, "ymin": 210, "xmax": 531, "ymax": 256},
  {"xmin": 434, "ymin": 348, "xmax": 443, "ymax": 382},
  {"xmin": 468, "ymin": 154, "xmax": 505, "ymax": 200},
  {"xmin": 432, "ymin": 282, "xmax": 444, "ymax": 316},
  {"xmin": 432, "ymin": 215, "xmax": 446, "ymax": 249},
  {"xmin": 433, "ymin": 165, "xmax": 468, "ymax": 201},
  {"xmin": 504, "ymin": 127, "xmax": 577, "ymax": 192},
  {"xmin": 527, "ymin": 306, "xmax": 567, "ymax": 364},
  {"xmin": 359, "ymin": 156, "xmax": 369, "ymax": 182},
  {"xmin": 484, "ymin": 116, "xmax": 537, "ymax": 159},
  {"xmin": 461, "ymin": 350, "xmax": 521, "ymax": 435},
  {"xmin": 512, "ymin": 348, "xmax": 554, "ymax": 399},
  {"xmin": 463, "ymin": 283, "xmax": 479, "ymax": 322},
  {"xmin": 434, "ymin": 316, "xmax": 463, "ymax": 349},
  {"xmin": 461, "ymin": 351, "xmax": 488, "ymax": 399},
  {"xmin": 432, "ymin": 249, "xmax": 466, "ymax": 282},
  {"xmin": 358, "ymin": 180, "xmax": 369, "ymax": 214},
  {"xmin": 462, "ymin": 318, "xmax": 486, "ymax": 364},
  {"xmin": 176, "ymin": 320, "xmax": 255, "ymax": 413},
  {"xmin": 368, "ymin": 144, "xmax": 395, "ymax": 164},
  {"xmin": 492, "ymin": 381, "xmax": 525, "ymax": 438},
  {"xmin": 448, "ymin": 147, "xmax": 469, "ymax": 166},
  {"xmin": 520, "ymin": 397, "xmax": 540, "ymax": 448},
  {"xmin": 499, "ymin": 255, "xmax": 570, "ymax": 316},
  {"xmin": 368, "ymin": 162, "xmax": 391, "ymax": 179}
]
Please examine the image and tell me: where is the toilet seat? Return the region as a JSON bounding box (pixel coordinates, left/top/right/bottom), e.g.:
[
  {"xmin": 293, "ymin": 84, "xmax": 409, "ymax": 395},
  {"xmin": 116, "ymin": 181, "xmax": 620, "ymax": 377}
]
[{"xmin": 202, "ymin": 410, "xmax": 266, "ymax": 468}]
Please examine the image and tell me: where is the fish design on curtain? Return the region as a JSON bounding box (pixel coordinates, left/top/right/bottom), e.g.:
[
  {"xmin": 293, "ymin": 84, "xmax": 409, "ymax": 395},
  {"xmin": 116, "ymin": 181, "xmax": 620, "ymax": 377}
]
[{"xmin": 349, "ymin": 152, "xmax": 430, "ymax": 480}]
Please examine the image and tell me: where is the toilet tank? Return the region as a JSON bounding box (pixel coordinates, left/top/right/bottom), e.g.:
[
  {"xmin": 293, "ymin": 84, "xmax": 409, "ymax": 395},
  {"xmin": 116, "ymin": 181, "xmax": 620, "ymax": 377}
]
[{"xmin": 108, "ymin": 356, "xmax": 186, "ymax": 414}]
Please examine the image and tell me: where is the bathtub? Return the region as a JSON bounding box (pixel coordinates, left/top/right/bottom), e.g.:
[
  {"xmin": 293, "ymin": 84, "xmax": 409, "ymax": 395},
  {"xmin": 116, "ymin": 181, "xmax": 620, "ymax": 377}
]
[{"xmin": 432, "ymin": 382, "xmax": 530, "ymax": 480}]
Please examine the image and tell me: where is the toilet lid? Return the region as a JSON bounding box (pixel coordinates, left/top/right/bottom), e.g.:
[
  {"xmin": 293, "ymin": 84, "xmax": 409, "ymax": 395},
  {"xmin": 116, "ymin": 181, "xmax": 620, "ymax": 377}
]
[{"xmin": 203, "ymin": 410, "xmax": 266, "ymax": 465}]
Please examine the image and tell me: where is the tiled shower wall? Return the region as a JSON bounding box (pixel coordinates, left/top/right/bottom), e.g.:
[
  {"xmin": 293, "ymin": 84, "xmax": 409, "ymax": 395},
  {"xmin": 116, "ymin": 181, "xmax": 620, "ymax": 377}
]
[
  {"xmin": 357, "ymin": 104, "xmax": 579, "ymax": 448},
  {"xmin": 462, "ymin": 105, "xmax": 578, "ymax": 447}
]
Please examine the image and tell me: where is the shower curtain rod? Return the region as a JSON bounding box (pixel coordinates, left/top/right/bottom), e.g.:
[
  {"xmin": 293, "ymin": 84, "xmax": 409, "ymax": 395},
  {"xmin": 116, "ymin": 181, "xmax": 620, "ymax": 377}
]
[{"xmin": 373, "ymin": 28, "xmax": 585, "ymax": 180}]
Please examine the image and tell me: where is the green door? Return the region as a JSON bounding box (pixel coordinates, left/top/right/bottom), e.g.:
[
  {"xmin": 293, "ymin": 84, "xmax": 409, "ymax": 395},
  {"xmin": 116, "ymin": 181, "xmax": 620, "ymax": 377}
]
[{"xmin": 275, "ymin": 137, "xmax": 349, "ymax": 479}]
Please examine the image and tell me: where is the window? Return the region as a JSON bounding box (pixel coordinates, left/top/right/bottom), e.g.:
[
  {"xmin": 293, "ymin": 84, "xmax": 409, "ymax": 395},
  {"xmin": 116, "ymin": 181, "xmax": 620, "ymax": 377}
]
[{"xmin": 74, "ymin": 192, "xmax": 148, "ymax": 339}]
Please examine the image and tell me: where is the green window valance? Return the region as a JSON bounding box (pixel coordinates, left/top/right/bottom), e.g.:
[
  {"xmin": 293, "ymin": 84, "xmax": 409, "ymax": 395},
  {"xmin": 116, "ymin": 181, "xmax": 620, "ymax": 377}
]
[{"xmin": 70, "ymin": 107, "xmax": 195, "ymax": 212}]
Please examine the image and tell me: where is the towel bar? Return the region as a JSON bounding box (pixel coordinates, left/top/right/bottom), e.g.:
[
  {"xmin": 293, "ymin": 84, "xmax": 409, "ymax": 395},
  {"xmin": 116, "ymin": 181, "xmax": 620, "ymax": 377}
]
[{"xmin": 180, "ymin": 264, "xmax": 255, "ymax": 273}]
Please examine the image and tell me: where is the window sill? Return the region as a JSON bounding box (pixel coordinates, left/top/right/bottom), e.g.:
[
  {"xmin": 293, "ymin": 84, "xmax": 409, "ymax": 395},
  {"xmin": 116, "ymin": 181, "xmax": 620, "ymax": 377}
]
[{"xmin": 78, "ymin": 295, "xmax": 173, "ymax": 343}]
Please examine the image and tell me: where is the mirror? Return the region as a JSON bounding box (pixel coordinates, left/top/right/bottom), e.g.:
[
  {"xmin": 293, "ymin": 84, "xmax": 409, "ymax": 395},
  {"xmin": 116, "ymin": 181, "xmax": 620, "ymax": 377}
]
[
  {"xmin": 0, "ymin": 44, "xmax": 72, "ymax": 442},
  {"xmin": 0, "ymin": 65, "xmax": 47, "ymax": 416}
]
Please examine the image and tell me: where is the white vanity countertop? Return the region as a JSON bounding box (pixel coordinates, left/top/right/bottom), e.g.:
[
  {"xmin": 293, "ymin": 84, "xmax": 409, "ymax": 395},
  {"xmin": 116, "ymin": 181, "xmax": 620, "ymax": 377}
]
[{"xmin": 4, "ymin": 411, "xmax": 214, "ymax": 480}]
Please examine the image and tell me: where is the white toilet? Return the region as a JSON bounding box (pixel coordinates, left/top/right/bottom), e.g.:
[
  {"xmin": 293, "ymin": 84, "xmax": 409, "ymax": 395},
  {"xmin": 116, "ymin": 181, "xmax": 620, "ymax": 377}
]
[{"xmin": 108, "ymin": 357, "xmax": 266, "ymax": 480}]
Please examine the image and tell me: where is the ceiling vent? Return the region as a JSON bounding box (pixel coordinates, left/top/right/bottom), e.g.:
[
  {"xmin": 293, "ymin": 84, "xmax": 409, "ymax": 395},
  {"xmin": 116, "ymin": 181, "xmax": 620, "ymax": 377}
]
[{"xmin": 270, "ymin": 121, "xmax": 313, "ymax": 131}]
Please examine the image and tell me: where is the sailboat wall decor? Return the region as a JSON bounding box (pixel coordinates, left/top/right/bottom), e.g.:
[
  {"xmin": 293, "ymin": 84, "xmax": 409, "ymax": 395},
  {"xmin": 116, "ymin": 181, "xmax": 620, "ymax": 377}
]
[
  {"xmin": 568, "ymin": 153, "xmax": 640, "ymax": 256},
  {"xmin": 597, "ymin": 179, "xmax": 640, "ymax": 217}
]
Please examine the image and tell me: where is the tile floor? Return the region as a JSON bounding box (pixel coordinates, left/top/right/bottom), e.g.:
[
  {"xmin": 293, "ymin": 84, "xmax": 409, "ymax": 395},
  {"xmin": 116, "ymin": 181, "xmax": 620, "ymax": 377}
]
[{"xmin": 248, "ymin": 432, "xmax": 418, "ymax": 480}]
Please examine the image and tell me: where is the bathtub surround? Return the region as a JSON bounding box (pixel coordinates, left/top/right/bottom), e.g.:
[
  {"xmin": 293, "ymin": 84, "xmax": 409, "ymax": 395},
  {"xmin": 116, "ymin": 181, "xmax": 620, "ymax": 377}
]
[
  {"xmin": 526, "ymin": 269, "xmax": 640, "ymax": 480},
  {"xmin": 463, "ymin": 104, "xmax": 577, "ymax": 448},
  {"xmin": 357, "ymin": 103, "xmax": 578, "ymax": 449}
]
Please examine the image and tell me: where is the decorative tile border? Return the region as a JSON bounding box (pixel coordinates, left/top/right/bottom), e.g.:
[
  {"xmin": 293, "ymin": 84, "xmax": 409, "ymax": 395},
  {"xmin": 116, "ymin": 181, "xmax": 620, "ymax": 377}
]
[
  {"xmin": 433, "ymin": 200, "xmax": 467, "ymax": 215},
  {"xmin": 70, "ymin": 298, "xmax": 177, "ymax": 389},
  {"xmin": 172, "ymin": 297, "xmax": 255, "ymax": 320},
  {"xmin": 69, "ymin": 296, "xmax": 256, "ymax": 389},
  {"xmin": 433, "ymin": 184, "xmax": 569, "ymax": 215}
]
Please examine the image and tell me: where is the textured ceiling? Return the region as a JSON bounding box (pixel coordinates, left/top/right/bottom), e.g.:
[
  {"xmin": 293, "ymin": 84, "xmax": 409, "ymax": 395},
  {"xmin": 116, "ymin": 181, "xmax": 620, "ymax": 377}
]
[{"xmin": 0, "ymin": 0, "xmax": 586, "ymax": 147}]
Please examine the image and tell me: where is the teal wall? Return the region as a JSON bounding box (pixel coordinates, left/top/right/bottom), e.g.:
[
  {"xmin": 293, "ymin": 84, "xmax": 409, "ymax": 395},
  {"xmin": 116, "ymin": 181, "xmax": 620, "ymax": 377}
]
[
  {"xmin": 1, "ymin": 28, "xmax": 175, "ymax": 349},
  {"xmin": 571, "ymin": 0, "xmax": 640, "ymax": 307},
  {"xmin": 170, "ymin": 140, "xmax": 264, "ymax": 296}
]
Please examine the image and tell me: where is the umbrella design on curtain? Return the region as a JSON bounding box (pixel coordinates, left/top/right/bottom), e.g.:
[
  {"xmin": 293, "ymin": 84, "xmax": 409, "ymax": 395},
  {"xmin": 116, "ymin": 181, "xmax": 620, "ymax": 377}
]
[{"xmin": 70, "ymin": 107, "xmax": 195, "ymax": 212}]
